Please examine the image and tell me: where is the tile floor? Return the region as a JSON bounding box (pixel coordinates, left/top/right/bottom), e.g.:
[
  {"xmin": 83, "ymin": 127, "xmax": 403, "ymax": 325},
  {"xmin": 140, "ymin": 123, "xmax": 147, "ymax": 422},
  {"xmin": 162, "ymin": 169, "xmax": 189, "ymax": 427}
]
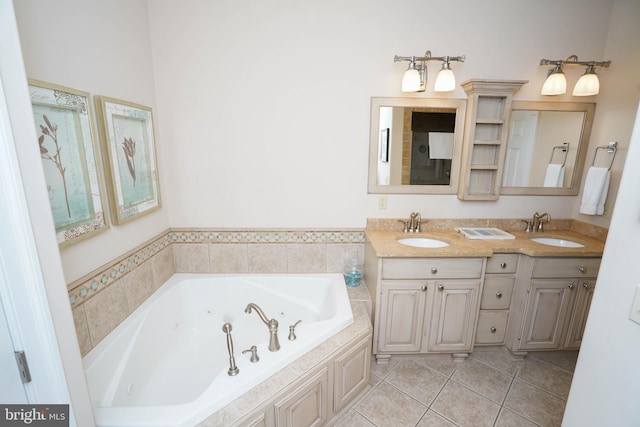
[{"xmin": 334, "ymin": 346, "xmax": 578, "ymax": 427}]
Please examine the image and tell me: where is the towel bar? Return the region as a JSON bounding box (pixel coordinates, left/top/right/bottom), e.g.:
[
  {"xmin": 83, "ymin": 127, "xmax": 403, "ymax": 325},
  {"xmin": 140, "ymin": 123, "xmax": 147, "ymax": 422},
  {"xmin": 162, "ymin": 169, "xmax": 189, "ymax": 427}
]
[
  {"xmin": 549, "ymin": 142, "xmax": 569, "ymax": 166},
  {"xmin": 590, "ymin": 141, "xmax": 617, "ymax": 170}
]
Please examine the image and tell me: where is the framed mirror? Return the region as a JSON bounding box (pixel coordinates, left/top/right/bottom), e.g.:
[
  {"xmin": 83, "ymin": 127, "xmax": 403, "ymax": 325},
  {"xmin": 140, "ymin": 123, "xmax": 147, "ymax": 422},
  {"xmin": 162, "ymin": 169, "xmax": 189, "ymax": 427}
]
[
  {"xmin": 368, "ymin": 97, "xmax": 466, "ymax": 194},
  {"xmin": 500, "ymin": 101, "xmax": 595, "ymax": 196}
]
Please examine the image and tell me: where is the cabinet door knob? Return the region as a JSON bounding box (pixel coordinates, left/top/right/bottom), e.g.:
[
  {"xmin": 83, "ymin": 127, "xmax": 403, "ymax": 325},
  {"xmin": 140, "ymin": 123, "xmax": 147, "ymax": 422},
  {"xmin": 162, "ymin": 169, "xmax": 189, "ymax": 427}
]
[
  {"xmin": 582, "ymin": 282, "xmax": 590, "ymax": 289},
  {"xmin": 568, "ymin": 282, "xmax": 574, "ymax": 289},
  {"xmin": 500, "ymin": 262, "xmax": 507, "ymax": 269},
  {"xmin": 495, "ymin": 291, "xmax": 503, "ymax": 298},
  {"xmin": 578, "ymin": 266, "xmax": 587, "ymax": 274},
  {"xmin": 438, "ymin": 284, "xmax": 444, "ymax": 291},
  {"xmin": 431, "ymin": 267, "xmax": 438, "ymax": 274},
  {"xmin": 421, "ymin": 285, "xmax": 428, "ymax": 292},
  {"xmin": 490, "ymin": 327, "xmax": 497, "ymax": 333}
]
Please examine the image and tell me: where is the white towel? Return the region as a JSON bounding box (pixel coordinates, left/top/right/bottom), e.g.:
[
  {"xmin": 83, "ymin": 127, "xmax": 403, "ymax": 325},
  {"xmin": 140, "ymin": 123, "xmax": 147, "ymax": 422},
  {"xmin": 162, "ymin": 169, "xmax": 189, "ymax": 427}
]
[
  {"xmin": 543, "ymin": 164, "xmax": 565, "ymax": 187},
  {"xmin": 579, "ymin": 167, "xmax": 610, "ymax": 215},
  {"xmin": 428, "ymin": 132, "xmax": 454, "ymax": 159}
]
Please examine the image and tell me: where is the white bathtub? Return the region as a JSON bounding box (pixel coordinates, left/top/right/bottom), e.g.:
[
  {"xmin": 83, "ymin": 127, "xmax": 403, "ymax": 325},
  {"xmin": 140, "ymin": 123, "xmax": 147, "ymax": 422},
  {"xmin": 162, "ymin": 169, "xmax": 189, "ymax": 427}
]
[{"xmin": 84, "ymin": 273, "xmax": 354, "ymax": 427}]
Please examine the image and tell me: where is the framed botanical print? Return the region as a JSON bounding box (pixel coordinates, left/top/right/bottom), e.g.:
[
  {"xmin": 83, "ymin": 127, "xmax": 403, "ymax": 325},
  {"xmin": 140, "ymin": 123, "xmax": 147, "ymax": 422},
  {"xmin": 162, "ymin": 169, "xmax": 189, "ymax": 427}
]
[
  {"xmin": 28, "ymin": 79, "xmax": 109, "ymax": 246},
  {"xmin": 95, "ymin": 96, "xmax": 161, "ymax": 224}
]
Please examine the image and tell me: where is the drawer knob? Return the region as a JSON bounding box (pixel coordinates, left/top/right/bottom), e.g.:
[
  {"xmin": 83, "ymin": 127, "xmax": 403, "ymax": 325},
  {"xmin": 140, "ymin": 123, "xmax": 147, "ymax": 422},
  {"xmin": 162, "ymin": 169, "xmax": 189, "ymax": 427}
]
[
  {"xmin": 431, "ymin": 267, "xmax": 438, "ymax": 274},
  {"xmin": 578, "ymin": 266, "xmax": 587, "ymax": 274},
  {"xmin": 582, "ymin": 282, "xmax": 590, "ymax": 289},
  {"xmin": 490, "ymin": 327, "xmax": 497, "ymax": 333},
  {"xmin": 495, "ymin": 291, "xmax": 503, "ymax": 298},
  {"xmin": 421, "ymin": 285, "xmax": 428, "ymax": 292},
  {"xmin": 438, "ymin": 284, "xmax": 444, "ymax": 291},
  {"xmin": 568, "ymin": 282, "xmax": 575, "ymax": 289},
  {"xmin": 500, "ymin": 262, "xmax": 507, "ymax": 269}
]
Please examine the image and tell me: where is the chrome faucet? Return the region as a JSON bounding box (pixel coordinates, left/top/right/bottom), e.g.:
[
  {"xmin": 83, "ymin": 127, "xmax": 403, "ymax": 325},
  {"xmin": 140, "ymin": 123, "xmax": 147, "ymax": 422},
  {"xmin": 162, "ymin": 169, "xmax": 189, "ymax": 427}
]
[
  {"xmin": 532, "ymin": 212, "xmax": 551, "ymax": 232},
  {"xmin": 400, "ymin": 211, "xmax": 424, "ymax": 233},
  {"xmin": 244, "ymin": 303, "xmax": 280, "ymax": 351}
]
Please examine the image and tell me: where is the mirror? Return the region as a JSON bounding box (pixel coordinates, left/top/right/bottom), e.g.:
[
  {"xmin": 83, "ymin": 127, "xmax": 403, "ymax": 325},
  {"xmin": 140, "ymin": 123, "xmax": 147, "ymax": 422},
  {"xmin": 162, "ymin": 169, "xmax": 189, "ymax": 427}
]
[
  {"xmin": 501, "ymin": 101, "xmax": 595, "ymax": 196},
  {"xmin": 368, "ymin": 97, "xmax": 466, "ymax": 194}
]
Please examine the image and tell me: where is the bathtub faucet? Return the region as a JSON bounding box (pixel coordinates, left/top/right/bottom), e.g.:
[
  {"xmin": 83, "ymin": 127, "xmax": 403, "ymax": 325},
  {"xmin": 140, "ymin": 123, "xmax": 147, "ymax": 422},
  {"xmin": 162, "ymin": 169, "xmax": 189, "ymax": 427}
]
[{"xmin": 244, "ymin": 303, "xmax": 280, "ymax": 352}]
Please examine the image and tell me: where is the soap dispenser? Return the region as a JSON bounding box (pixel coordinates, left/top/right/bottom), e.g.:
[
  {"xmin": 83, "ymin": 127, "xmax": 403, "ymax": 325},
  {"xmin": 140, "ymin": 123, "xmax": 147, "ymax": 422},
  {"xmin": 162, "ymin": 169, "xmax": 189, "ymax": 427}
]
[{"xmin": 343, "ymin": 250, "xmax": 364, "ymax": 287}]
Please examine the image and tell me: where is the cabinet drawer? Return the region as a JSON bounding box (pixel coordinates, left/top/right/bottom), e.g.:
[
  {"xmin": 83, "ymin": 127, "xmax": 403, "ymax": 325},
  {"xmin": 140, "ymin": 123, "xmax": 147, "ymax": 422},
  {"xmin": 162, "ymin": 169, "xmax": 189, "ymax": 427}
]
[
  {"xmin": 475, "ymin": 311, "xmax": 509, "ymax": 344},
  {"xmin": 480, "ymin": 277, "xmax": 514, "ymax": 309},
  {"xmin": 382, "ymin": 258, "xmax": 483, "ymax": 279},
  {"xmin": 486, "ymin": 254, "xmax": 518, "ymax": 274},
  {"xmin": 531, "ymin": 257, "xmax": 601, "ymax": 278}
]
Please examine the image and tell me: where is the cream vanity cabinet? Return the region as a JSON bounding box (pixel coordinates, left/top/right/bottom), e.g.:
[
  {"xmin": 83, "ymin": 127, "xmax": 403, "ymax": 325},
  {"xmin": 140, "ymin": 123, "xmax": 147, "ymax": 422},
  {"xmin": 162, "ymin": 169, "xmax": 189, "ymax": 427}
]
[
  {"xmin": 475, "ymin": 254, "xmax": 519, "ymax": 346},
  {"xmin": 506, "ymin": 256, "xmax": 600, "ymax": 356},
  {"xmin": 367, "ymin": 254, "xmax": 484, "ymax": 363}
]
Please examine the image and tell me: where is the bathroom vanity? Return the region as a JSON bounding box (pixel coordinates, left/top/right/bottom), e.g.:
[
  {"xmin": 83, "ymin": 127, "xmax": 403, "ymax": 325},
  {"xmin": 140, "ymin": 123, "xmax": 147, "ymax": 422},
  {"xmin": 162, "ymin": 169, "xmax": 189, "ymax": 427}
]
[{"xmin": 364, "ymin": 221, "xmax": 605, "ymax": 364}]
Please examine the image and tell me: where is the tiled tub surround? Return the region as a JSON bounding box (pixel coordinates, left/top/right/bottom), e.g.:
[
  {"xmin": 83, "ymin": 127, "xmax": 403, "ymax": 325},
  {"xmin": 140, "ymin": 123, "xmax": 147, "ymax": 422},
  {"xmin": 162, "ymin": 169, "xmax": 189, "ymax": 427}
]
[{"xmin": 69, "ymin": 229, "xmax": 365, "ymax": 355}]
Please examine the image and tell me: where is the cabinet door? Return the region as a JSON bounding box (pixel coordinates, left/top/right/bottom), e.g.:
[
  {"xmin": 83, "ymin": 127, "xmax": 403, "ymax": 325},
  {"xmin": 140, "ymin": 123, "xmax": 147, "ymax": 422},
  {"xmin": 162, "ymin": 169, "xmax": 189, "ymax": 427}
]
[
  {"xmin": 274, "ymin": 367, "xmax": 328, "ymax": 427},
  {"xmin": 428, "ymin": 280, "xmax": 481, "ymax": 352},
  {"xmin": 564, "ymin": 280, "xmax": 596, "ymax": 349},
  {"xmin": 377, "ymin": 281, "xmax": 430, "ymax": 353},
  {"xmin": 334, "ymin": 337, "xmax": 371, "ymax": 413},
  {"xmin": 518, "ymin": 280, "xmax": 575, "ymax": 350}
]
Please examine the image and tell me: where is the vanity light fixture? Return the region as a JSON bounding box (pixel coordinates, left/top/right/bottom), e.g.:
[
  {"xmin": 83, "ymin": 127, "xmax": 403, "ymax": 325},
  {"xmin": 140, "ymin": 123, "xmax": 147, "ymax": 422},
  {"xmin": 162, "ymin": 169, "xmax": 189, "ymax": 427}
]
[
  {"xmin": 540, "ymin": 55, "xmax": 611, "ymax": 96},
  {"xmin": 394, "ymin": 50, "xmax": 465, "ymax": 93}
]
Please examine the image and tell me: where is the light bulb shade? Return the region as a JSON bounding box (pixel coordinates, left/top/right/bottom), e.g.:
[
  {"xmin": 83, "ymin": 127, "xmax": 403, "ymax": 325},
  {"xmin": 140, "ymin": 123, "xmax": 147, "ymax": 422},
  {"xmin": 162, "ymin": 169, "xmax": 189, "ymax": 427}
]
[
  {"xmin": 434, "ymin": 68, "xmax": 456, "ymax": 92},
  {"xmin": 573, "ymin": 73, "xmax": 600, "ymax": 96},
  {"xmin": 401, "ymin": 68, "xmax": 422, "ymax": 92},
  {"xmin": 541, "ymin": 72, "xmax": 567, "ymax": 95}
]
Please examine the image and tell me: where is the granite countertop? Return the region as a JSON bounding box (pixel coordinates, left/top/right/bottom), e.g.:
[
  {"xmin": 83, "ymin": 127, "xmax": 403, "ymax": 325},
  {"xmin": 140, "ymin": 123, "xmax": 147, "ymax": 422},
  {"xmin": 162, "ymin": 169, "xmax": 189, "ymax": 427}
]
[{"xmin": 366, "ymin": 228, "xmax": 605, "ymax": 258}]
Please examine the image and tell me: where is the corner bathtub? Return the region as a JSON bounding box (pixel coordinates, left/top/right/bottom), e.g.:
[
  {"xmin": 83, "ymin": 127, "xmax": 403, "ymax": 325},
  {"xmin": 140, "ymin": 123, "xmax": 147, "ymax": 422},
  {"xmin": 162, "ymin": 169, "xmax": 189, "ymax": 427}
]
[{"xmin": 84, "ymin": 273, "xmax": 354, "ymax": 427}]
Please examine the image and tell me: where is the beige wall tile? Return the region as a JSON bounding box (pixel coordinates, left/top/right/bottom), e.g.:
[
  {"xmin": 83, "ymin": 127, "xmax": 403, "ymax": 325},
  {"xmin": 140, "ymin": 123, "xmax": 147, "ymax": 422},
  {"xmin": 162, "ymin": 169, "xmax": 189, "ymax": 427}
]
[
  {"xmin": 326, "ymin": 243, "xmax": 364, "ymax": 273},
  {"xmin": 173, "ymin": 243, "xmax": 210, "ymax": 273},
  {"xmin": 286, "ymin": 244, "xmax": 326, "ymax": 273},
  {"xmin": 124, "ymin": 261, "xmax": 155, "ymax": 312},
  {"xmin": 210, "ymin": 244, "xmax": 248, "ymax": 273},
  {"xmin": 72, "ymin": 305, "xmax": 91, "ymax": 356},
  {"xmin": 84, "ymin": 279, "xmax": 129, "ymax": 347},
  {"xmin": 152, "ymin": 246, "xmax": 174, "ymax": 288},
  {"xmin": 248, "ymin": 244, "xmax": 287, "ymax": 273}
]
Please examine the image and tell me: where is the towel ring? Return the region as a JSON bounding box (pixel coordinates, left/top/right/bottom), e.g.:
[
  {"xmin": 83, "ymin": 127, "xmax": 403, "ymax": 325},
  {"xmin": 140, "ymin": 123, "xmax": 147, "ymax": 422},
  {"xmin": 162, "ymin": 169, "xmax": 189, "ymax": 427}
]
[
  {"xmin": 549, "ymin": 142, "xmax": 569, "ymax": 166},
  {"xmin": 591, "ymin": 141, "xmax": 617, "ymax": 170}
]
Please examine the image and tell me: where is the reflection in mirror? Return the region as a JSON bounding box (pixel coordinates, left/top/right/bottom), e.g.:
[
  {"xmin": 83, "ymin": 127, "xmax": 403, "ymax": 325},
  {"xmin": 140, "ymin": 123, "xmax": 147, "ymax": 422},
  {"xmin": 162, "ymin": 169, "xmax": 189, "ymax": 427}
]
[
  {"xmin": 501, "ymin": 101, "xmax": 595, "ymax": 196},
  {"xmin": 368, "ymin": 97, "xmax": 466, "ymax": 194}
]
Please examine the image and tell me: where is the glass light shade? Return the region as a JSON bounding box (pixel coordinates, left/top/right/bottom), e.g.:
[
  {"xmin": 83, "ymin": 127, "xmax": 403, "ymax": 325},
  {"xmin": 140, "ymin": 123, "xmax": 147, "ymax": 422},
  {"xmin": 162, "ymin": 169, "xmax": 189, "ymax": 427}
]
[
  {"xmin": 434, "ymin": 68, "xmax": 456, "ymax": 92},
  {"xmin": 573, "ymin": 73, "xmax": 600, "ymax": 96},
  {"xmin": 401, "ymin": 69, "xmax": 421, "ymax": 92},
  {"xmin": 541, "ymin": 72, "xmax": 567, "ymax": 95}
]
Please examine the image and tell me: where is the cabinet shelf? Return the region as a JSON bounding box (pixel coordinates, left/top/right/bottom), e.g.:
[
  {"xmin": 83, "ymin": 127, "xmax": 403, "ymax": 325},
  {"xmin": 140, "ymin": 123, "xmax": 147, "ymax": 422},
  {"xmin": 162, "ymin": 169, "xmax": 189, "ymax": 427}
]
[{"xmin": 475, "ymin": 118, "xmax": 504, "ymax": 125}]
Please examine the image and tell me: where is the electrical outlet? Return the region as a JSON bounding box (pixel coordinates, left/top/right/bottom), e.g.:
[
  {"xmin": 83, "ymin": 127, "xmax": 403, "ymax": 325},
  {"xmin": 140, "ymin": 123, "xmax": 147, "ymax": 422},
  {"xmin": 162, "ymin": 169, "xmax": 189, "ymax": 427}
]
[
  {"xmin": 378, "ymin": 196, "xmax": 387, "ymax": 210},
  {"xmin": 630, "ymin": 284, "xmax": 640, "ymax": 325}
]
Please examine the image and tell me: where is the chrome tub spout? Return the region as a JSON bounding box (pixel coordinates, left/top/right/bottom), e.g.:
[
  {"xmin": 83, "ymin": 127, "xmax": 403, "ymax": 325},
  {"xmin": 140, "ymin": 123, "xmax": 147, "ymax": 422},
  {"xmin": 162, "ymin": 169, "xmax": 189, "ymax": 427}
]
[
  {"xmin": 244, "ymin": 303, "xmax": 280, "ymax": 352},
  {"xmin": 222, "ymin": 323, "xmax": 239, "ymax": 376}
]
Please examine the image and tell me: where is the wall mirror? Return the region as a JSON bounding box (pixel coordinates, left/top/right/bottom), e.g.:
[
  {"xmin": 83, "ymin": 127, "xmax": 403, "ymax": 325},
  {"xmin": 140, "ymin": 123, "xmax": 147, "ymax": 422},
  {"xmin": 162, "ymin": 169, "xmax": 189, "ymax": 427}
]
[
  {"xmin": 368, "ymin": 97, "xmax": 466, "ymax": 194},
  {"xmin": 500, "ymin": 101, "xmax": 595, "ymax": 196}
]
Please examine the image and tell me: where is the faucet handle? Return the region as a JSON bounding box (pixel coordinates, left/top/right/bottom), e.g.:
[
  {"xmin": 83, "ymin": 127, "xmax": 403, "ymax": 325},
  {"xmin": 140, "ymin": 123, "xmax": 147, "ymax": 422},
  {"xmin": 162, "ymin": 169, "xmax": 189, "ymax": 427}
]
[
  {"xmin": 288, "ymin": 320, "xmax": 302, "ymax": 341},
  {"xmin": 522, "ymin": 220, "xmax": 532, "ymax": 232},
  {"xmin": 242, "ymin": 345, "xmax": 260, "ymax": 363},
  {"xmin": 398, "ymin": 220, "xmax": 409, "ymax": 233}
]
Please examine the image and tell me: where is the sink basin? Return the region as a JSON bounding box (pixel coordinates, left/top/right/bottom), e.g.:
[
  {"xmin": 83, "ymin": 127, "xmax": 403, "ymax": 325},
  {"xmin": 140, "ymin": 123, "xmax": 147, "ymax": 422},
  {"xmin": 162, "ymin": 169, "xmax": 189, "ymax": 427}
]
[
  {"xmin": 397, "ymin": 237, "xmax": 449, "ymax": 248},
  {"xmin": 530, "ymin": 237, "xmax": 585, "ymax": 248}
]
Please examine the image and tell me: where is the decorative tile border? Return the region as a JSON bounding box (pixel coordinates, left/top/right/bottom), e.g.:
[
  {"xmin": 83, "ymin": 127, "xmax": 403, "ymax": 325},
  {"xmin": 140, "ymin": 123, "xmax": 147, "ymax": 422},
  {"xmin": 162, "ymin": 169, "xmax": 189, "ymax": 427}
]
[
  {"xmin": 68, "ymin": 228, "xmax": 365, "ymax": 307},
  {"xmin": 168, "ymin": 229, "xmax": 365, "ymax": 244}
]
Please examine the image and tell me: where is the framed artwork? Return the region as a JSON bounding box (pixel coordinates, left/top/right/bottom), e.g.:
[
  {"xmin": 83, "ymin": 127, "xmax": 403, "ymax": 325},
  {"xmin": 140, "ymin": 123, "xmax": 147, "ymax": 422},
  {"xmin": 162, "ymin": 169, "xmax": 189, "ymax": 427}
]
[
  {"xmin": 28, "ymin": 79, "xmax": 109, "ymax": 246},
  {"xmin": 379, "ymin": 128, "xmax": 390, "ymax": 162},
  {"xmin": 95, "ymin": 96, "xmax": 161, "ymax": 224}
]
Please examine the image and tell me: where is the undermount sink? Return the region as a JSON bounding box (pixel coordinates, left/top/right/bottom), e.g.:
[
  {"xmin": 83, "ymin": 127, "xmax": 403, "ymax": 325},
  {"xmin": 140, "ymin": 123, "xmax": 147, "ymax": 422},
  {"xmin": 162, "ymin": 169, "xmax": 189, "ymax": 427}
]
[
  {"xmin": 530, "ymin": 237, "xmax": 585, "ymax": 248},
  {"xmin": 397, "ymin": 237, "xmax": 449, "ymax": 248}
]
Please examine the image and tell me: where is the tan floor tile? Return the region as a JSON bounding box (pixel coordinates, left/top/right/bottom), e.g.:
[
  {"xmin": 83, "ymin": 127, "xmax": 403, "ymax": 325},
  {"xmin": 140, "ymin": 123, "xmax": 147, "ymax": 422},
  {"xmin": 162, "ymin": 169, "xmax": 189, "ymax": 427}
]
[
  {"xmin": 413, "ymin": 353, "xmax": 458, "ymax": 377},
  {"xmin": 504, "ymin": 379, "xmax": 566, "ymax": 426},
  {"xmin": 370, "ymin": 356, "xmax": 397, "ymax": 379},
  {"xmin": 529, "ymin": 350, "xmax": 578, "ymax": 372},
  {"xmin": 385, "ymin": 359, "xmax": 448, "ymax": 405},
  {"xmin": 416, "ymin": 410, "xmax": 458, "ymax": 426},
  {"xmin": 451, "ymin": 358, "xmax": 513, "ymax": 403},
  {"xmin": 494, "ymin": 407, "xmax": 540, "ymax": 427},
  {"xmin": 356, "ymin": 382, "xmax": 427, "ymax": 427},
  {"xmin": 334, "ymin": 409, "xmax": 375, "ymax": 427},
  {"xmin": 517, "ymin": 358, "xmax": 573, "ymax": 398},
  {"xmin": 470, "ymin": 346, "xmax": 522, "ymax": 375},
  {"xmin": 431, "ymin": 380, "xmax": 500, "ymax": 427}
]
